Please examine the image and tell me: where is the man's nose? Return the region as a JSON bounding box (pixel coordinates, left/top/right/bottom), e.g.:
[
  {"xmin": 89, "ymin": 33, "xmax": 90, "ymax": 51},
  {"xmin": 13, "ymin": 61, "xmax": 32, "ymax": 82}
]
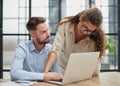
[{"xmin": 46, "ymin": 30, "xmax": 50, "ymax": 36}]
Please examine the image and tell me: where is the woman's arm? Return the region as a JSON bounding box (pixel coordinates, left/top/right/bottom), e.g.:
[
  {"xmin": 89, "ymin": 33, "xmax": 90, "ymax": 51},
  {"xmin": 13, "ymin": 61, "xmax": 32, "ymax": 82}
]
[
  {"xmin": 44, "ymin": 51, "xmax": 57, "ymax": 73},
  {"xmin": 44, "ymin": 23, "xmax": 66, "ymax": 73}
]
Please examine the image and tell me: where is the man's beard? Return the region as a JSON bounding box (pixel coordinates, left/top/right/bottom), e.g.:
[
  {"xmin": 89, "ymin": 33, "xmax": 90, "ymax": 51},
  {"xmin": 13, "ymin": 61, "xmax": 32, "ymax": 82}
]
[{"xmin": 36, "ymin": 36, "xmax": 50, "ymax": 44}]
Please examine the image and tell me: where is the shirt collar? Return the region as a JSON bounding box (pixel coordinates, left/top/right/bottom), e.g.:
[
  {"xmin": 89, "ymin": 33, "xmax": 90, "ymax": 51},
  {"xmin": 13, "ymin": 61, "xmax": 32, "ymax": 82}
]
[
  {"xmin": 29, "ymin": 40, "xmax": 36, "ymax": 52},
  {"xmin": 29, "ymin": 40, "xmax": 48, "ymax": 54}
]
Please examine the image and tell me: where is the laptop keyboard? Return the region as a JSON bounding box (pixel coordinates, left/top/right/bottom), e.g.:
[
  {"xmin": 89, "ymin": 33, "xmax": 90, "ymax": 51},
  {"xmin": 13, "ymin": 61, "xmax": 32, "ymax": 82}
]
[{"xmin": 53, "ymin": 79, "xmax": 63, "ymax": 82}]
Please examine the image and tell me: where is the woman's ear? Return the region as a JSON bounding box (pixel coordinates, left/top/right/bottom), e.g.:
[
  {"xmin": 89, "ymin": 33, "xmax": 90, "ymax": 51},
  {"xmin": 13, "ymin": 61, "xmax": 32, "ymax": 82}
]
[{"xmin": 79, "ymin": 15, "xmax": 83, "ymax": 21}]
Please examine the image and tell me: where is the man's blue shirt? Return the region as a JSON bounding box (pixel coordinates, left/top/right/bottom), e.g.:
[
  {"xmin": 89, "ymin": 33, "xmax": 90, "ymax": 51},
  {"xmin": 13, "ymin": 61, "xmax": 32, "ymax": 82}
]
[{"xmin": 10, "ymin": 40, "xmax": 60, "ymax": 80}]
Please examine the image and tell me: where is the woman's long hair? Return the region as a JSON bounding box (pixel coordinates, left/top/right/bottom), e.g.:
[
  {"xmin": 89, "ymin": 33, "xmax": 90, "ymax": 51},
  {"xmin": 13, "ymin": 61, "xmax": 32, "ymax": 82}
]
[{"xmin": 57, "ymin": 7, "xmax": 105, "ymax": 59}]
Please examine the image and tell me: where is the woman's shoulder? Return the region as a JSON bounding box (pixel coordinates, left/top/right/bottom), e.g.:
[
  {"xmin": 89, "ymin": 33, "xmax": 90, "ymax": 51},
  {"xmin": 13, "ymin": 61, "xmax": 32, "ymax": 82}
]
[
  {"xmin": 58, "ymin": 18, "xmax": 70, "ymax": 27},
  {"xmin": 58, "ymin": 19, "xmax": 72, "ymax": 29},
  {"xmin": 60, "ymin": 18, "xmax": 69, "ymax": 23}
]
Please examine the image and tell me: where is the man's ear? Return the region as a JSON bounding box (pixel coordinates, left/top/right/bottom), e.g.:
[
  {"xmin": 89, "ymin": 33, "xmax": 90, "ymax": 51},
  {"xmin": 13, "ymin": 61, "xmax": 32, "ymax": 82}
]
[
  {"xmin": 30, "ymin": 30, "xmax": 35, "ymax": 38},
  {"xmin": 79, "ymin": 15, "xmax": 83, "ymax": 21}
]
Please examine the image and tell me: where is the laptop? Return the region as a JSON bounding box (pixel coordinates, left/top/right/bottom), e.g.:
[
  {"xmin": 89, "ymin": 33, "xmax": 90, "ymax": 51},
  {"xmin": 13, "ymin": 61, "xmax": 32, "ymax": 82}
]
[{"xmin": 46, "ymin": 52, "xmax": 100, "ymax": 85}]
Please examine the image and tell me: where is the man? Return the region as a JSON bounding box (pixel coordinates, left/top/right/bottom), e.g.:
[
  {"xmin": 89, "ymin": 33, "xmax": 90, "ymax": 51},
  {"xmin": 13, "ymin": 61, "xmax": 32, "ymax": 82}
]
[{"xmin": 10, "ymin": 17, "xmax": 62, "ymax": 81}]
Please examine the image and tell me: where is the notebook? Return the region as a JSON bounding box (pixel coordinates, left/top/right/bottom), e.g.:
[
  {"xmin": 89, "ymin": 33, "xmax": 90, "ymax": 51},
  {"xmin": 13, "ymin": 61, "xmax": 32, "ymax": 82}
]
[{"xmin": 46, "ymin": 52, "xmax": 100, "ymax": 85}]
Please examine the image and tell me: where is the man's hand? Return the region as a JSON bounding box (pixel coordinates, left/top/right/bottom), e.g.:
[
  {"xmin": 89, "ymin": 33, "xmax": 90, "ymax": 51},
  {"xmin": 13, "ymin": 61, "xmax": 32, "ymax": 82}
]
[{"xmin": 44, "ymin": 72, "xmax": 63, "ymax": 81}]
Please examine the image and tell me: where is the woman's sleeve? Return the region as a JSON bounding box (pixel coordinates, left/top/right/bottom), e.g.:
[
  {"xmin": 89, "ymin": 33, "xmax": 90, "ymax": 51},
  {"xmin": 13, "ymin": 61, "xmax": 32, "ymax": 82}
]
[
  {"xmin": 50, "ymin": 24, "xmax": 66, "ymax": 57},
  {"xmin": 92, "ymin": 60, "xmax": 101, "ymax": 76}
]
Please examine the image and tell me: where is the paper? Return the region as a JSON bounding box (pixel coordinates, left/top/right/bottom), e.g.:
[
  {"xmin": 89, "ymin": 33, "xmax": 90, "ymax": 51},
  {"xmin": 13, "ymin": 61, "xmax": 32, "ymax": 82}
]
[
  {"xmin": 0, "ymin": 81, "xmax": 22, "ymax": 86},
  {"xmin": 0, "ymin": 80, "xmax": 38, "ymax": 86},
  {"xmin": 14, "ymin": 80, "xmax": 37, "ymax": 86}
]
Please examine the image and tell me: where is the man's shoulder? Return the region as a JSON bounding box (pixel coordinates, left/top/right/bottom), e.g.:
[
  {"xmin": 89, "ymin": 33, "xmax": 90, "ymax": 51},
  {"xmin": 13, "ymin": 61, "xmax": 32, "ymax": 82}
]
[
  {"xmin": 17, "ymin": 41, "xmax": 31, "ymax": 49},
  {"xmin": 18, "ymin": 41, "xmax": 29, "ymax": 46},
  {"xmin": 44, "ymin": 43, "xmax": 51, "ymax": 51},
  {"xmin": 45, "ymin": 43, "xmax": 52, "ymax": 48}
]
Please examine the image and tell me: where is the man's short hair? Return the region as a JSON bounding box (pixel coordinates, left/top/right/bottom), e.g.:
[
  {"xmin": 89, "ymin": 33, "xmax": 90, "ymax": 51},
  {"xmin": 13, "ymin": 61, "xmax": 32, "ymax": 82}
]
[{"xmin": 26, "ymin": 17, "xmax": 46, "ymax": 31}]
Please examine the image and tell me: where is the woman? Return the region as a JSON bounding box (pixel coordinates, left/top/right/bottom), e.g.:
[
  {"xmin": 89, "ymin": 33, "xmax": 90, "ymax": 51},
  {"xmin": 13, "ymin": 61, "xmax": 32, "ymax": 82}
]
[{"xmin": 44, "ymin": 7, "xmax": 105, "ymax": 78}]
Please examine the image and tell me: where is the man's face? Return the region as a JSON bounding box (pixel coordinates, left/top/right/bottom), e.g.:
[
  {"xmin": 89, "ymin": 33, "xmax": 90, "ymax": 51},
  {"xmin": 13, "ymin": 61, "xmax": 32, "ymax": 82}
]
[{"xmin": 31, "ymin": 23, "xmax": 50, "ymax": 44}]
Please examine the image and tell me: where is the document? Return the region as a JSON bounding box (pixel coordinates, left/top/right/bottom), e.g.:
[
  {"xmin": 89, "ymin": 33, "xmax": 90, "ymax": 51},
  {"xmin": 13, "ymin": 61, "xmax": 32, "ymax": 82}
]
[
  {"xmin": 0, "ymin": 81, "xmax": 22, "ymax": 86},
  {"xmin": 0, "ymin": 80, "xmax": 38, "ymax": 86},
  {"xmin": 14, "ymin": 80, "xmax": 38, "ymax": 85}
]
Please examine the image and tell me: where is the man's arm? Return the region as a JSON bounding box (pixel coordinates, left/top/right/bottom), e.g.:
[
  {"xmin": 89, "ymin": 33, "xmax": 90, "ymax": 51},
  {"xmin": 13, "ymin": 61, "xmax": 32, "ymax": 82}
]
[
  {"xmin": 10, "ymin": 44, "xmax": 63, "ymax": 81},
  {"xmin": 10, "ymin": 45, "xmax": 44, "ymax": 80},
  {"xmin": 11, "ymin": 68, "xmax": 63, "ymax": 81},
  {"xmin": 10, "ymin": 69, "xmax": 44, "ymax": 80}
]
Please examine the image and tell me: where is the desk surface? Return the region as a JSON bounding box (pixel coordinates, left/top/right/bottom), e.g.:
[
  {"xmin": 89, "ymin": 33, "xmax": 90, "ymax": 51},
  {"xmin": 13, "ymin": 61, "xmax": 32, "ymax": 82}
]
[{"xmin": 0, "ymin": 72, "xmax": 120, "ymax": 86}]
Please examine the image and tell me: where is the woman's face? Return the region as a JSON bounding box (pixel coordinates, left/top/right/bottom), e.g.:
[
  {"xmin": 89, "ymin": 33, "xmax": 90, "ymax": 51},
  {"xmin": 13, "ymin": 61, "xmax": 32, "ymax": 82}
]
[{"xmin": 76, "ymin": 20, "xmax": 97, "ymax": 36}]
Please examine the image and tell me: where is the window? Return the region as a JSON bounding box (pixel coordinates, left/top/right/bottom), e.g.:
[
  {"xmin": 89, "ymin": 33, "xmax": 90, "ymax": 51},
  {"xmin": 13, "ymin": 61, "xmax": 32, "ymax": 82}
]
[{"xmin": 1, "ymin": 0, "xmax": 119, "ymax": 79}]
